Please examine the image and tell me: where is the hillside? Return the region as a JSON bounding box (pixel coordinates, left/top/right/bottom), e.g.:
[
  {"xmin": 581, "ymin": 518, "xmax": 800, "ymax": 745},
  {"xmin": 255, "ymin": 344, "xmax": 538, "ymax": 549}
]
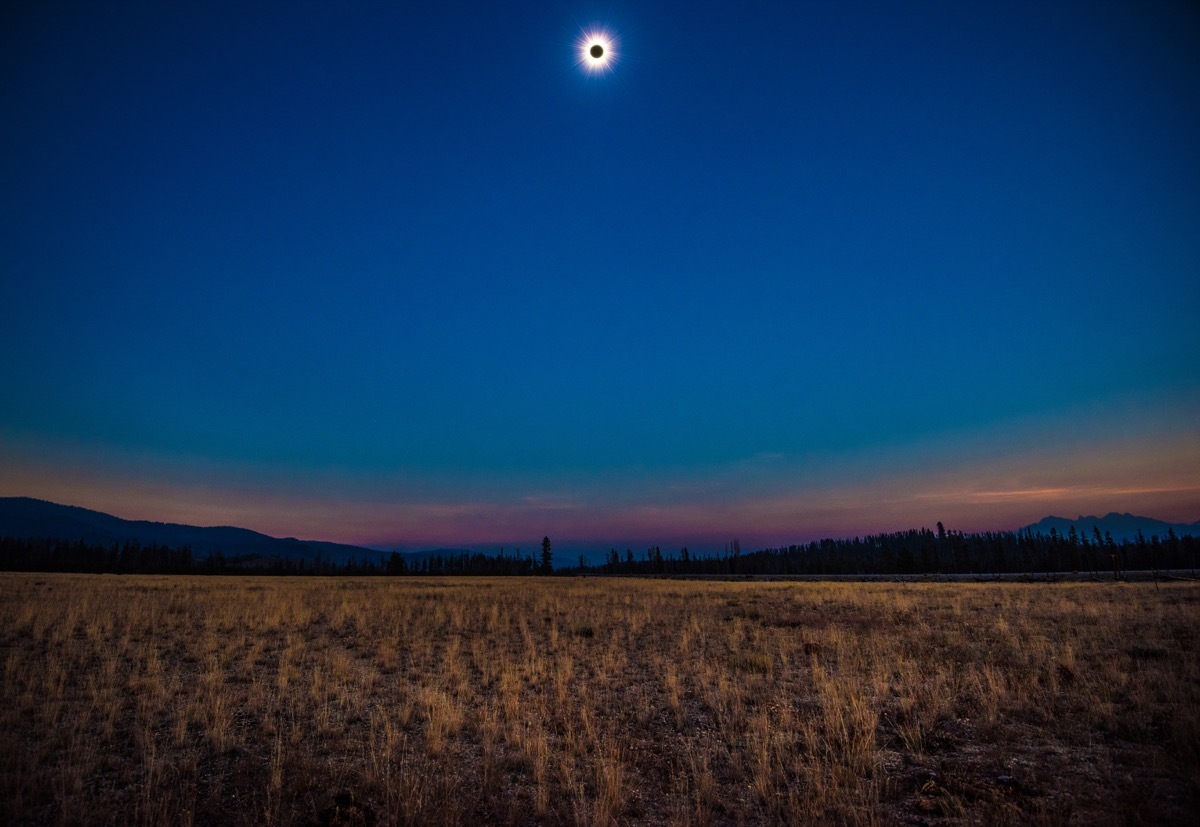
[{"xmin": 0, "ymin": 497, "xmax": 387, "ymax": 565}]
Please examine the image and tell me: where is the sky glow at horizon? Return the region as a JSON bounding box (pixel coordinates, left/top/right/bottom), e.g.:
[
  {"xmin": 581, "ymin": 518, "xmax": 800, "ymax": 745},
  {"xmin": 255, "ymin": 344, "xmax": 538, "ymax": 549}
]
[{"xmin": 2, "ymin": 1, "xmax": 1198, "ymax": 554}]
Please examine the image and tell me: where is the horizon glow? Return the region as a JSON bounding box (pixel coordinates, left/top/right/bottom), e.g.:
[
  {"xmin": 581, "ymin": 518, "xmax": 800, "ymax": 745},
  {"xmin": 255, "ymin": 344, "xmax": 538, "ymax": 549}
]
[{"xmin": 3, "ymin": 391, "xmax": 1197, "ymax": 551}]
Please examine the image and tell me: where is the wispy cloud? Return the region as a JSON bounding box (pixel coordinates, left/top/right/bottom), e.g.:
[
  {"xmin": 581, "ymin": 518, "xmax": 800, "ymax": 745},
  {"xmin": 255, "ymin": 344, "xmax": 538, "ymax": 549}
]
[
  {"xmin": 911, "ymin": 484, "xmax": 1200, "ymax": 506},
  {"xmin": 520, "ymin": 494, "xmax": 584, "ymax": 512}
]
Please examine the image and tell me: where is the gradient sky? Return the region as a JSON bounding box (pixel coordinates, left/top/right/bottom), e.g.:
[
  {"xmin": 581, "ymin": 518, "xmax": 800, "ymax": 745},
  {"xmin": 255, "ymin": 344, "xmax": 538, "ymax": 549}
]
[{"xmin": 2, "ymin": 0, "xmax": 1198, "ymax": 554}]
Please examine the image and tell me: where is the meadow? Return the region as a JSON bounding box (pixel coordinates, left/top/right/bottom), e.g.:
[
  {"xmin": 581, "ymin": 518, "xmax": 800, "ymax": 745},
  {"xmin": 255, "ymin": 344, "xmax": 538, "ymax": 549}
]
[{"xmin": 1, "ymin": 573, "xmax": 1196, "ymax": 825}]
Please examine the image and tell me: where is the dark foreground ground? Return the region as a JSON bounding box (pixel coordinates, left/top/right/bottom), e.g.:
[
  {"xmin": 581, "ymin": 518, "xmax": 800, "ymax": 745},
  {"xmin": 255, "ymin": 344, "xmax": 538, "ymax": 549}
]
[
  {"xmin": 665, "ymin": 569, "xmax": 1199, "ymax": 582},
  {"xmin": 1, "ymin": 574, "xmax": 1197, "ymax": 825}
]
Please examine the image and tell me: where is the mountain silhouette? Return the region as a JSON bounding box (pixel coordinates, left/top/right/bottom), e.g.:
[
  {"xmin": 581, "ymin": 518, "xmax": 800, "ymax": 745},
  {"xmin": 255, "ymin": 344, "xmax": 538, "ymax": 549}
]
[
  {"xmin": 0, "ymin": 496, "xmax": 389, "ymax": 565},
  {"xmin": 1023, "ymin": 512, "xmax": 1200, "ymax": 543}
]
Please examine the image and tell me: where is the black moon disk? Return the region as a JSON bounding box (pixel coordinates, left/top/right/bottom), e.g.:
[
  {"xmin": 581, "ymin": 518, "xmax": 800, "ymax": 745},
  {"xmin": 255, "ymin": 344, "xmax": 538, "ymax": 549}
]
[{"xmin": 590, "ymin": 44, "xmax": 604, "ymax": 59}]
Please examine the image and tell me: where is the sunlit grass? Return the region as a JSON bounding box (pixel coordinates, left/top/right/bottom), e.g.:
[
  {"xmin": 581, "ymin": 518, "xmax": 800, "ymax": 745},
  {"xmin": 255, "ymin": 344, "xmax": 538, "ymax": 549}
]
[{"xmin": 0, "ymin": 574, "xmax": 1197, "ymax": 824}]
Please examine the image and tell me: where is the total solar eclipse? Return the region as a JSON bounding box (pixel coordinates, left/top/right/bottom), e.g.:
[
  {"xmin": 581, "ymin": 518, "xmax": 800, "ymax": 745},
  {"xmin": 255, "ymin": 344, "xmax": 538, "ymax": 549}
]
[{"xmin": 577, "ymin": 28, "xmax": 617, "ymax": 74}]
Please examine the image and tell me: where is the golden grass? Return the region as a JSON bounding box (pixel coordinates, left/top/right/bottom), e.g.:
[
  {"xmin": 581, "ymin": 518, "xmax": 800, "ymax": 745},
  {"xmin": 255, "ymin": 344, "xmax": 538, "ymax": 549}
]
[{"xmin": 0, "ymin": 574, "xmax": 1197, "ymax": 824}]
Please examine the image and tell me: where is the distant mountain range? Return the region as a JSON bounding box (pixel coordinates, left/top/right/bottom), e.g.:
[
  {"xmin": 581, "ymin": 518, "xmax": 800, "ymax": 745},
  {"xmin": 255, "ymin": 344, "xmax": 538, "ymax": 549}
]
[
  {"xmin": 0, "ymin": 497, "xmax": 392, "ymax": 566},
  {"xmin": 1021, "ymin": 512, "xmax": 1200, "ymax": 543},
  {"xmin": 3, "ymin": 498, "xmax": 1197, "ymax": 568}
]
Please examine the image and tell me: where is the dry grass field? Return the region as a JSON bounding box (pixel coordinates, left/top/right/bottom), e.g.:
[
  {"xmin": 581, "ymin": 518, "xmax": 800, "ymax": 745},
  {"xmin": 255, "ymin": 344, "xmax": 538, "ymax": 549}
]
[{"xmin": 1, "ymin": 573, "xmax": 1197, "ymax": 825}]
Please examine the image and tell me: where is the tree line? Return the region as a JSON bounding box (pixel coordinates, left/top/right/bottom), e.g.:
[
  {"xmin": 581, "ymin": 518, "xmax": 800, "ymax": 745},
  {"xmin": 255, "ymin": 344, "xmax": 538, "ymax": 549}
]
[
  {"xmin": 0, "ymin": 537, "xmax": 551, "ymax": 576},
  {"xmin": 0, "ymin": 525, "xmax": 1195, "ymax": 577},
  {"xmin": 578, "ymin": 523, "xmax": 1198, "ymax": 577}
]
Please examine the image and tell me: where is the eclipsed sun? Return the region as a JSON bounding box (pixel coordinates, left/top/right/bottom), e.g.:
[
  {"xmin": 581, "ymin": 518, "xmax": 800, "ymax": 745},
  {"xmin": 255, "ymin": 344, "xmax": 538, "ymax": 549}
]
[{"xmin": 577, "ymin": 28, "xmax": 617, "ymax": 74}]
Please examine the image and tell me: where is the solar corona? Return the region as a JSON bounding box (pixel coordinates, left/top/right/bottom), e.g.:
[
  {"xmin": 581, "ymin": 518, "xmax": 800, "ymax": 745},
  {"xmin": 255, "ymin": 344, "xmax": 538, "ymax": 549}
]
[{"xmin": 578, "ymin": 28, "xmax": 617, "ymax": 74}]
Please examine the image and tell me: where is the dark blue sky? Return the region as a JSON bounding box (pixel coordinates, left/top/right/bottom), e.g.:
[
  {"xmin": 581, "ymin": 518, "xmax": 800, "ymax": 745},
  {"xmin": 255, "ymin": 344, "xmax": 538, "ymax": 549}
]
[{"xmin": 3, "ymin": 1, "xmax": 1198, "ymax": 550}]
